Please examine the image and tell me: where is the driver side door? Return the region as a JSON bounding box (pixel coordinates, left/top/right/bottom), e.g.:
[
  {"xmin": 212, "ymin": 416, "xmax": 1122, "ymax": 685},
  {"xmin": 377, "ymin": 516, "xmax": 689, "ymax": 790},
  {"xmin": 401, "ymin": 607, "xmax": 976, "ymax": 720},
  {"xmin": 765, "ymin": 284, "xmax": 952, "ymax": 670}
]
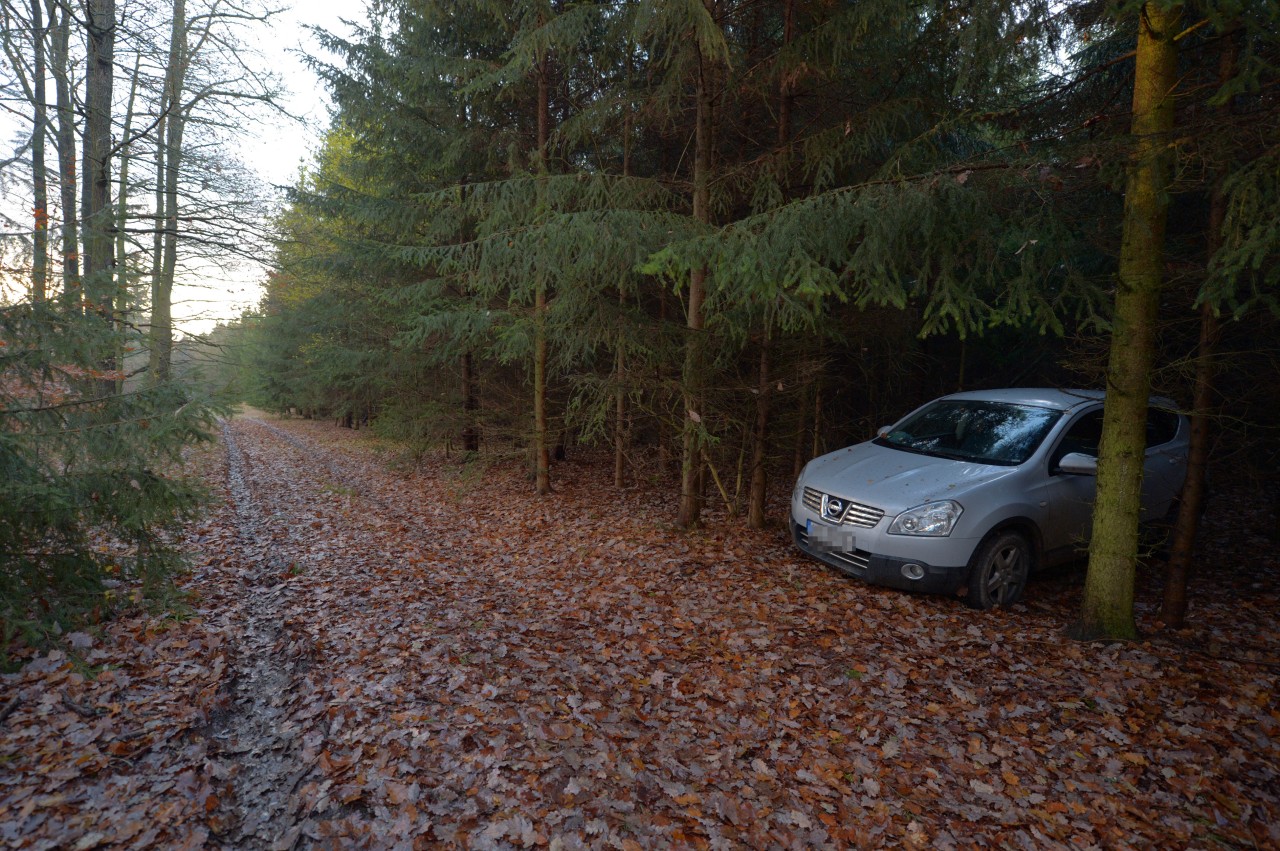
[{"xmin": 1037, "ymin": 407, "xmax": 1105, "ymax": 556}]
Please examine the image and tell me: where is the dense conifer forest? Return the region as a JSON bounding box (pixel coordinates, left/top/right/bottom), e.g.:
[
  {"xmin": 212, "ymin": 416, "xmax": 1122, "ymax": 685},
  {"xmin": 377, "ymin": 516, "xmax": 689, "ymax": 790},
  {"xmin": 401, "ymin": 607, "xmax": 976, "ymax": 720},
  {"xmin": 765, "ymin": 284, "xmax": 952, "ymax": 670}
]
[
  {"xmin": 230, "ymin": 0, "xmax": 1278, "ymax": 637},
  {"xmin": 1, "ymin": 0, "xmax": 1278, "ymax": 663}
]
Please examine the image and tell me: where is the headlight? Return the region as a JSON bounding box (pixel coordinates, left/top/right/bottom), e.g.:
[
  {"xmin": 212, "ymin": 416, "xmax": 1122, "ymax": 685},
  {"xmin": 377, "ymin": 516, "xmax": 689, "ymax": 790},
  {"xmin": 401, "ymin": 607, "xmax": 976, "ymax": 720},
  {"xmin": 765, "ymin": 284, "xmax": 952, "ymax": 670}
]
[
  {"xmin": 792, "ymin": 463, "xmax": 812, "ymax": 499},
  {"xmin": 888, "ymin": 500, "xmax": 963, "ymax": 536}
]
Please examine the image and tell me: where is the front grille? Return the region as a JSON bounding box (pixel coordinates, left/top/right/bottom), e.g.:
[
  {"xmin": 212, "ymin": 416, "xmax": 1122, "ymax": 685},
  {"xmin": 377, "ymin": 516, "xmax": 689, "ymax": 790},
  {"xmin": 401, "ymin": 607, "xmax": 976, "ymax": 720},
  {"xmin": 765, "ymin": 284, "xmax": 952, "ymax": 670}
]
[
  {"xmin": 802, "ymin": 487, "xmax": 823, "ymax": 513},
  {"xmin": 802, "ymin": 486, "xmax": 884, "ymax": 528},
  {"xmin": 841, "ymin": 502, "xmax": 884, "ymax": 527}
]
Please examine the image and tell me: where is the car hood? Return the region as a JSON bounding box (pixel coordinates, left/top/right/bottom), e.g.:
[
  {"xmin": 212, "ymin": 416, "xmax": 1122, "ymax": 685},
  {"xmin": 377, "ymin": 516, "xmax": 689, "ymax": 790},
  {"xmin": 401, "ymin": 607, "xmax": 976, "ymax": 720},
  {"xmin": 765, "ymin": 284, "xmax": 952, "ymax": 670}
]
[{"xmin": 801, "ymin": 442, "xmax": 1018, "ymax": 513}]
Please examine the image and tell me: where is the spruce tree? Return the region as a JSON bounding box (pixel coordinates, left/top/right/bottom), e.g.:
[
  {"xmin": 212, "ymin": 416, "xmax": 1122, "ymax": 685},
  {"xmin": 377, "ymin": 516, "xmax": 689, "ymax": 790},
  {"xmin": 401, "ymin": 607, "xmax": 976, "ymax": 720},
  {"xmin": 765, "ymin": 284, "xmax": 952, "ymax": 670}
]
[{"xmin": 1, "ymin": 303, "xmax": 215, "ymax": 662}]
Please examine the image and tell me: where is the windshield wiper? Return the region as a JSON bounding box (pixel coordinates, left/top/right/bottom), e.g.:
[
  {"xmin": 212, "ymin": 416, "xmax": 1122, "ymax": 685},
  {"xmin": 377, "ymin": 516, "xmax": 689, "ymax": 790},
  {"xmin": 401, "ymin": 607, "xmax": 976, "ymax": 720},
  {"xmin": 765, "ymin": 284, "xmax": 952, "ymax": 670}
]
[{"xmin": 877, "ymin": 439, "xmax": 963, "ymax": 462}]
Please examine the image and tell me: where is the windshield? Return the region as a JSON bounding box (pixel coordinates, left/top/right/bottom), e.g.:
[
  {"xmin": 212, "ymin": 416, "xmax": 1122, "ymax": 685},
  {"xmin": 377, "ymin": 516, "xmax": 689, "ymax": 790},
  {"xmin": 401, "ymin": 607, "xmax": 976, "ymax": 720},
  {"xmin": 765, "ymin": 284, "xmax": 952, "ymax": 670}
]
[{"xmin": 875, "ymin": 400, "xmax": 1063, "ymax": 466}]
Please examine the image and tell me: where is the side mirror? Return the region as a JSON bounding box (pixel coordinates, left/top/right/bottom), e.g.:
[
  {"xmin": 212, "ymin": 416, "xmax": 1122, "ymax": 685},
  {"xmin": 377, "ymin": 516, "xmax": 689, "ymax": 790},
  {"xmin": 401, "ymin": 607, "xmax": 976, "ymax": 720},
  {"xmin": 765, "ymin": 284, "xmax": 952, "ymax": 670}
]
[
  {"xmin": 1057, "ymin": 452, "xmax": 1098, "ymax": 476},
  {"xmin": 876, "ymin": 425, "xmax": 893, "ymax": 438}
]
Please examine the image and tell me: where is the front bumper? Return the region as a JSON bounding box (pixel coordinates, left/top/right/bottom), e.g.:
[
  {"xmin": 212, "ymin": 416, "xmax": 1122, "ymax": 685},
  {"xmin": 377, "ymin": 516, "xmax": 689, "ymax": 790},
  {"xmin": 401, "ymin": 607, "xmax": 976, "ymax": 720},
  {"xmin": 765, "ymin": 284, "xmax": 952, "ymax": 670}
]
[{"xmin": 791, "ymin": 515, "xmax": 971, "ymax": 596}]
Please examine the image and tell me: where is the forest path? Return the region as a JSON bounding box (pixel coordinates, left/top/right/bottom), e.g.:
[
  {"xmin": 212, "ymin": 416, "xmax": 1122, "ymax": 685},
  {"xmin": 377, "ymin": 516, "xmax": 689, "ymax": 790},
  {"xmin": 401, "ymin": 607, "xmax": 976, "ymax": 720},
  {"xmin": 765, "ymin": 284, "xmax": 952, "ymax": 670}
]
[
  {"xmin": 199, "ymin": 421, "xmax": 320, "ymax": 848},
  {"xmin": 196, "ymin": 414, "xmax": 486, "ymax": 847}
]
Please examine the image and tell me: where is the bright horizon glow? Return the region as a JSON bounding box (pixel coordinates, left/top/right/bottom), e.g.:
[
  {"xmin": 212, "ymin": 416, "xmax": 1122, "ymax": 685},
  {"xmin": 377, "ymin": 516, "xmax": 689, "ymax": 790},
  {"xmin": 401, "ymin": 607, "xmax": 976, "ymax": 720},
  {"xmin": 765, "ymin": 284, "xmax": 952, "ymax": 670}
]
[{"xmin": 173, "ymin": 0, "xmax": 368, "ymax": 336}]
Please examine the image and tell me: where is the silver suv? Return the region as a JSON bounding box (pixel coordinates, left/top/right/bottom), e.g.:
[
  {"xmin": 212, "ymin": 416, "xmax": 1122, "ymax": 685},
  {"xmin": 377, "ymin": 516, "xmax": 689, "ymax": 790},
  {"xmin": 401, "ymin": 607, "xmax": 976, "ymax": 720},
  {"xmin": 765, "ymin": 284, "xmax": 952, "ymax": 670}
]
[{"xmin": 791, "ymin": 389, "xmax": 1189, "ymax": 609}]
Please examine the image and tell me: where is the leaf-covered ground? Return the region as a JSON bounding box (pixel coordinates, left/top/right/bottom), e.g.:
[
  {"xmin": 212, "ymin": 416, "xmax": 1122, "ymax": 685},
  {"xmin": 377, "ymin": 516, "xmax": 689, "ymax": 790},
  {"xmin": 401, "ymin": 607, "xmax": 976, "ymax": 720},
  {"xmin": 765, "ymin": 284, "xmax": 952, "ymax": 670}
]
[{"xmin": 3, "ymin": 413, "xmax": 1278, "ymax": 849}]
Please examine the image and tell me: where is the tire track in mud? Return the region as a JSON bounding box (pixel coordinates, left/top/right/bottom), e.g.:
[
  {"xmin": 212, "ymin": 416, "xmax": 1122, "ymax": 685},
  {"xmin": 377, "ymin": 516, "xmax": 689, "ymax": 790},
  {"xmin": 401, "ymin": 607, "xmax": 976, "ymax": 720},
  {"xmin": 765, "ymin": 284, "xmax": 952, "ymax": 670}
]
[
  {"xmin": 203, "ymin": 417, "xmax": 471, "ymax": 847},
  {"xmin": 238, "ymin": 416, "xmax": 486, "ymax": 573},
  {"xmin": 241, "ymin": 417, "xmax": 407, "ymax": 519},
  {"xmin": 206, "ymin": 421, "xmax": 312, "ymax": 850}
]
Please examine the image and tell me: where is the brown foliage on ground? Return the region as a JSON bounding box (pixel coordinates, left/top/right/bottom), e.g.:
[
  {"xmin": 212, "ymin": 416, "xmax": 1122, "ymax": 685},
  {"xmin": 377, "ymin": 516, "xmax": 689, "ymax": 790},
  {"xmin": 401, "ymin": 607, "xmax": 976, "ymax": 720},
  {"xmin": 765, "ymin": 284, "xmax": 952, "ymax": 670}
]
[{"xmin": 2, "ymin": 413, "xmax": 1277, "ymax": 848}]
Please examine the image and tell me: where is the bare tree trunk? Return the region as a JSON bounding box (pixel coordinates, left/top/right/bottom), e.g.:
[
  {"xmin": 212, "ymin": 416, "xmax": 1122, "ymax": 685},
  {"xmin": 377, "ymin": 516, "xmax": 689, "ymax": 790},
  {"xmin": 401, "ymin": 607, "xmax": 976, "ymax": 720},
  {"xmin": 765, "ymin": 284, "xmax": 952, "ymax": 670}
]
[
  {"xmin": 747, "ymin": 332, "xmax": 771, "ymax": 529},
  {"xmin": 678, "ymin": 262, "xmax": 708, "ymax": 527},
  {"xmin": 811, "ymin": 383, "xmax": 823, "ymax": 460},
  {"xmin": 114, "ymin": 50, "xmax": 142, "ymax": 394},
  {"xmin": 149, "ymin": 0, "xmax": 187, "ymax": 384},
  {"xmin": 1161, "ymin": 302, "xmax": 1220, "ymax": 625},
  {"xmin": 533, "ymin": 49, "xmax": 551, "ymax": 496},
  {"xmin": 115, "ymin": 50, "xmax": 141, "ymax": 308},
  {"xmin": 746, "ymin": 5, "xmax": 795, "ymax": 530},
  {"xmin": 457, "ymin": 175, "xmax": 480, "ymax": 455},
  {"xmin": 461, "ymin": 349, "xmax": 479, "ymax": 452},
  {"xmin": 792, "ymin": 379, "xmax": 809, "ymax": 478},
  {"xmin": 777, "ymin": 0, "xmax": 794, "ymax": 151},
  {"xmin": 0, "ymin": 0, "xmax": 50, "ymax": 300},
  {"xmin": 30, "ymin": 0, "xmax": 48, "ymax": 302},
  {"xmin": 534, "ymin": 282, "xmax": 550, "ymax": 493},
  {"xmin": 615, "ymin": 127, "xmax": 632, "ymax": 490},
  {"xmin": 151, "ymin": 106, "xmax": 185, "ymax": 382},
  {"xmin": 1161, "ymin": 32, "xmax": 1238, "ymax": 628},
  {"xmin": 621, "ymin": 88, "xmax": 632, "ymax": 176},
  {"xmin": 48, "ymin": 0, "xmax": 78, "ymax": 305},
  {"xmin": 1075, "ymin": 1, "xmax": 1181, "ymax": 641},
  {"xmin": 656, "ymin": 287, "xmax": 672, "ymax": 476},
  {"xmin": 614, "ymin": 339, "xmax": 627, "ymax": 489},
  {"xmin": 149, "ymin": 111, "xmax": 165, "ymax": 351},
  {"xmin": 677, "ymin": 34, "xmax": 716, "ymax": 529}
]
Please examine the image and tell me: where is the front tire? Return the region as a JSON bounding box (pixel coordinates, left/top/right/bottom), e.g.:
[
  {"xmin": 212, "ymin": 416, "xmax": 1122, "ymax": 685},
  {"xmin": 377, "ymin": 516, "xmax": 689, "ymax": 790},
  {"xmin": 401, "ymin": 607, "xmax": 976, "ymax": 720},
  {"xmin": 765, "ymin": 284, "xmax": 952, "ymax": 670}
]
[{"xmin": 965, "ymin": 530, "xmax": 1031, "ymax": 610}]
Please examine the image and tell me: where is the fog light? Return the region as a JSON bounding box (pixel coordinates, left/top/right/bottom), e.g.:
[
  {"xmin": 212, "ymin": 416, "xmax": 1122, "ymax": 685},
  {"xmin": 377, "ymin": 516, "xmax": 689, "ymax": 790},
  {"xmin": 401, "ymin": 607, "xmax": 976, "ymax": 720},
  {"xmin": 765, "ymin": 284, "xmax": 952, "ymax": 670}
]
[{"xmin": 901, "ymin": 563, "xmax": 926, "ymax": 580}]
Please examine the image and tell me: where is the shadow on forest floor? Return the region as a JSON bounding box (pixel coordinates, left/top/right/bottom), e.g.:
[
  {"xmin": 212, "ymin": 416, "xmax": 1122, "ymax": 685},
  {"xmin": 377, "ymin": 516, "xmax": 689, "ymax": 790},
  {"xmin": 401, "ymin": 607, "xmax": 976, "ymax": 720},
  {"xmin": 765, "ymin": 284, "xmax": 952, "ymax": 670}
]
[{"xmin": 2, "ymin": 413, "xmax": 1276, "ymax": 849}]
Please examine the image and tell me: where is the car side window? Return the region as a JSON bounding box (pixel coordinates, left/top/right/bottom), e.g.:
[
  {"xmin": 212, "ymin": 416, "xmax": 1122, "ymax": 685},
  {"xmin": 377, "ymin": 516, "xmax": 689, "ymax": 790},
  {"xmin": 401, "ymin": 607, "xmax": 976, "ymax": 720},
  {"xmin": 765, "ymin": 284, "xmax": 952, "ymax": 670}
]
[
  {"xmin": 1146, "ymin": 407, "xmax": 1180, "ymax": 447},
  {"xmin": 1050, "ymin": 409, "xmax": 1105, "ymax": 469}
]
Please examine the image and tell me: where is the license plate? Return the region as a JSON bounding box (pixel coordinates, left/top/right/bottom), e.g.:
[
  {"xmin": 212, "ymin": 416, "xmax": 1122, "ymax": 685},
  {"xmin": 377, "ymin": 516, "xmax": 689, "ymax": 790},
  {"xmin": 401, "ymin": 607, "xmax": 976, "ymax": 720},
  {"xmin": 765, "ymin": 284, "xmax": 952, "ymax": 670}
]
[{"xmin": 807, "ymin": 519, "xmax": 856, "ymax": 553}]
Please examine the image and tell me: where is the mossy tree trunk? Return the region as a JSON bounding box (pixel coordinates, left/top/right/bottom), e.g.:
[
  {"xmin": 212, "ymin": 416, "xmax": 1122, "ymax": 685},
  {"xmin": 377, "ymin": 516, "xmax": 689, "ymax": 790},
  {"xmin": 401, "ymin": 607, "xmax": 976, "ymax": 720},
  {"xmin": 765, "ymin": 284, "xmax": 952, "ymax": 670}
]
[
  {"xmin": 81, "ymin": 0, "xmax": 116, "ymax": 398},
  {"xmin": 1075, "ymin": 1, "xmax": 1182, "ymax": 641}
]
